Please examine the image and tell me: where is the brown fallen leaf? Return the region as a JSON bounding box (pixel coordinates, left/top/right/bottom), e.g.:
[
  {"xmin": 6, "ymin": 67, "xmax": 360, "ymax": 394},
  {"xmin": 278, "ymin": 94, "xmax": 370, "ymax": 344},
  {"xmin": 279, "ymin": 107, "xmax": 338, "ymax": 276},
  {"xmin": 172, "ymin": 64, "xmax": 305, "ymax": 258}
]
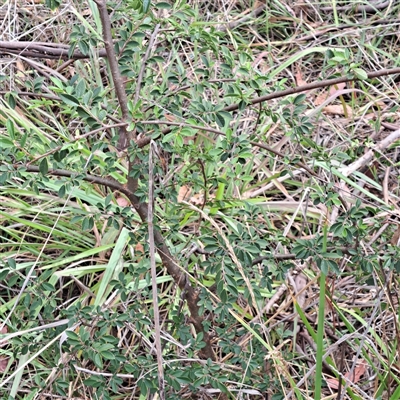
[
  {"xmin": 322, "ymin": 104, "xmax": 353, "ymax": 117},
  {"xmin": 135, "ymin": 243, "xmax": 144, "ymax": 255},
  {"xmin": 326, "ymin": 359, "xmax": 367, "ymax": 390},
  {"xmin": 391, "ymin": 225, "xmax": 400, "ymax": 246},
  {"xmin": 314, "ymin": 83, "xmax": 346, "ymax": 105},
  {"xmin": 177, "ymin": 185, "xmax": 191, "ymax": 202},
  {"xmin": 0, "ymin": 325, "xmax": 9, "ymax": 373},
  {"xmin": 295, "ymin": 65, "xmax": 308, "ymax": 87},
  {"xmin": 0, "ymin": 356, "xmax": 9, "ymax": 373},
  {"xmin": 0, "ymin": 325, "xmax": 8, "ymax": 346}
]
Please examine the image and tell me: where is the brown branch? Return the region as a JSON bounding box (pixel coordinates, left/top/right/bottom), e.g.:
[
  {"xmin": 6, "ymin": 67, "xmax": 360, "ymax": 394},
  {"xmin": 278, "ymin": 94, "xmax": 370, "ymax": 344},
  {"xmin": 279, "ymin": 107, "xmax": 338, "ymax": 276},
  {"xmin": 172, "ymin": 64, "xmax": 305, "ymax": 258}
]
[
  {"xmin": 223, "ymin": 67, "xmax": 400, "ymax": 112},
  {"xmin": 94, "ymin": 0, "xmax": 131, "ymax": 151},
  {"xmin": 0, "ymin": 91, "xmax": 59, "ymax": 100},
  {"xmin": 16, "ymin": 165, "xmax": 127, "ymax": 193},
  {"xmin": 148, "ymin": 142, "xmax": 165, "ymax": 398},
  {"xmin": 26, "ymin": 123, "xmax": 127, "ymax": 166}
]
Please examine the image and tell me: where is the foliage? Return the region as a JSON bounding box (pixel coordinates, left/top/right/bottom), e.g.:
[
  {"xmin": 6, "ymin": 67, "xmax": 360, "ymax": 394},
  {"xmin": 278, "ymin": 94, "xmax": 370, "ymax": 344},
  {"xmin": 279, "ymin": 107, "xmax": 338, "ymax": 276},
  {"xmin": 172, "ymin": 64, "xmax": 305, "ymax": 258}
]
[{"xmin": 1, "ymin": 0, "xmax": 400, "ymax": 399}]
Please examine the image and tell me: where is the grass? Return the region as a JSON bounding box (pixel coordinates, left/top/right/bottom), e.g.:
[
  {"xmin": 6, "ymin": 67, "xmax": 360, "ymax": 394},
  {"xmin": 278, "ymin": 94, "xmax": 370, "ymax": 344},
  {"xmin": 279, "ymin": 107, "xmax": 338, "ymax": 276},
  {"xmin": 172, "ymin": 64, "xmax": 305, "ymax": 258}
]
[{"xmin": 1, "ymin": 0, "xmax": 400, "ymax": 399}]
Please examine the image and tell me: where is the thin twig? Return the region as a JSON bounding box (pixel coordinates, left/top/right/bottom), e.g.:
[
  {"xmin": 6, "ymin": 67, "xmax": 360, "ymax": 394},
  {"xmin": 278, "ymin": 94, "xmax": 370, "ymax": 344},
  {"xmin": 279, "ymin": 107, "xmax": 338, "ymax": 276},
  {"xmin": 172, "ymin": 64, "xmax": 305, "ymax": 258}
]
[
  {"xmin": 148, "ymin": 141, "xmax": 165, "ymax": 399},
  {"xmin": 320, "ymin": 0, "xmax": 390, "ymax": 12},
  {"xmin": 26, "ymin": 123, "xmax": 127, "ymax": 166},
  {"xmin": 218, "ymin": 4, "xmax": 265, "ymax": 32},
  {"xmin": 0, "ymin": 40, "xmax": 107, "ymax": 59},
  {"xmin": 134, "ymin": 24, "xmax": 160, "ymax": 104}
]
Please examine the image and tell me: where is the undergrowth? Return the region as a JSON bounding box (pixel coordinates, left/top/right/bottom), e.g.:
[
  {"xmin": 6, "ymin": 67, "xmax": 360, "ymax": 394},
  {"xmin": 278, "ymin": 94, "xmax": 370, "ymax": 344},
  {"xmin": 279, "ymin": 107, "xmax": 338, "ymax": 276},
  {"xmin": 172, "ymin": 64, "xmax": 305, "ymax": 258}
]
[{"xmin": 1, "ymin": 0, "xmax": 400, "ymax": 399}]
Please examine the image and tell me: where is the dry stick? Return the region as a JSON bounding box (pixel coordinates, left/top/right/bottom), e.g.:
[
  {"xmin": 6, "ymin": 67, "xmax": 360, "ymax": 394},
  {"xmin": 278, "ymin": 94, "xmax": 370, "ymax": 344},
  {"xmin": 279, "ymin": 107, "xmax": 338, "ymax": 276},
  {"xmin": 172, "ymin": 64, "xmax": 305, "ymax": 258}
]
[
  {"xmin": 320, "ymin": 0, "xmax": 390, "ymax": 12},
  {"xmin": 129, "ymin": 24, "xmax": 161, "ymax": 194},
  {"xmin": 134, "ymin": 25, "xmax": 160, "ymax": 104},
  {"xmin": 0, "ymin": 41, "xmax": 107, "ymax": 59},
  {"xmin": 218, "ymin": 4, "xmax": 266, "ymax": 32},
  {"xmin": 94, "ymin": 0, "xmax": 130, "ymax": 150},
  {"xmin": 148, "ymin": 141, "xmax": 165, "ymax": 399},
  {"xmin": 339, "ymin": 129, "xmax": 400, "ymax": 177},
  {"xmin": 0, "ymin": 91, "xmax": 59, "ymax": 100},
  {"xmin": 223, "ymin": 67, "xmax": 400, "ymax": 113},
  {"xmin": 288, "ymin": 19, "xmax": 400, "ymax": 44}
]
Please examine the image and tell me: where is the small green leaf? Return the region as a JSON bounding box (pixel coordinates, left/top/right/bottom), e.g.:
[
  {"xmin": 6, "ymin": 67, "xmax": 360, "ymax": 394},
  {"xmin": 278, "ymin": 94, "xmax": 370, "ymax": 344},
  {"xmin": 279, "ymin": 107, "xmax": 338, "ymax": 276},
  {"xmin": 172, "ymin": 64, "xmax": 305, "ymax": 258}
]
[
  {"xmin": 71, "ymin": 215, "xmax": 83, "ymax": 224},
  {"xmin": 78, "ymin": 40, "xmax": 90, "ymax": 56},
  {"xmin": 100, "ymin": 350, "xmax": 115, "ymax": 360},
  {"xmin": 6, "ymin": 93, "xmax": 16, "ymax": 109},
  {"xmin": 6, "ymin": 120, "xmax": 15, "ymax": 139},
  {"xmin": 105, "ymin": 193, "xmax": 112, "ymax": 206},
  {"xmin": 42, "ymin": 282, "xmax": 55, "ymax": 291},
  {"xmin": 20, "ymin": 132, "xmax": 28, "ymax": 147},
  {"xmin": 143, "ymin": 0, "xmax": 151, "ymax": 13},
  {"xmin": 59, "ymin": 93, "xmax": 80, "ymax": 107},
  {"xmin": 7, "ymin": 258, "xmax": 16, "ymax": 269},
  {"xmin": 45, "ymin": 0, "xmax": 61, "ymax": 10},
  {"xmin": 50, "ymin": 77, "xmax": 65, "ymax": 90},
  {"xmin": 317, "ymin": 258, "xmax": 329, "ymax": 275},
  {"xmin": 75, "ymin": 79, "xmax": 86, "ymax": 97},
  {"xmin": 155, "ymin": 2, "xmax": 172, "ymax": 9},
  {"xmin": 0, "ymin": 269, "xmax": 9, "ymax": 281},
  {"xmin": 180, "ymin": 127, "xmax": 194, "ymax": 136},
  {"xmin": 39, "ymin": 158, "xmax": 49, "ymax": 175},
  {"xmin": 82, "ymin": 216, "xmax": 94, "ymax": 231},
  {"xmin": 215, "ymin": 111, "xmax": 232, "ymax": 128},
  {"xmin": 162, "ymin": 132, "xmax": 175, "ymax": 143},
  {"xmin": 148, "ymin": 56, "xmax": 164, "ymax": 63},
  {"xmin": 58, "ymin": 185, "xmax": 66, "ymax": 198},
  {"xmin": 132, "ymin": 32, "xmax": 146, "ymax": 39},
  {"xmin": 65, "ymin": 330, "xmax": 80, "ymax": 340},
  {"xmin": 293, "ymin": 93, "xmax": 306, "ymax": 105},
  {"xmin": 94, "ymin": 353, "xmax": 103, "ymax": 369},
  {"xmin": 175, "ymin": 134, "xmax": 183, "ymax": 147},
  {"xmin": 353, "ymin": 68, "xmax": 368, "ymax": 80},
  {"xmin": 321, "ymin": 252, "xmax": 343, "ymax": 259}
]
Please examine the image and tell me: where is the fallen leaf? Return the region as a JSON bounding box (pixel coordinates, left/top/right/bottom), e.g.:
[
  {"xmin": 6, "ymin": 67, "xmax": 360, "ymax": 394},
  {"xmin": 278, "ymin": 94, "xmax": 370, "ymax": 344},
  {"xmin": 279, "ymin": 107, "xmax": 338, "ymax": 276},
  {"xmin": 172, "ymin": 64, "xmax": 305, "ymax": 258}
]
[
  {"xmin": 0, "ymin": 357, "xmax": 9, "ymax": 373},
  {"xmin": 326, "ymin": 359, "xmax": 367, "ymax": 390},
  {"xmin": 391, "ymin": 225, "xmax": 400, "ymax": 246},
  {"xmin": 315, "ymin": 83, "xmax": 346, "ymax": 105},
  {"xmin": 165, "ymin": 113, "xmax": 176, "ymax": 122},
  {"xmin": 135, "ymin": 243, "xmax": 144, "ymax": 255},
  {"xmin": 0, "ymin": 325, "xmax": 8, "ymax": 347},
  {"xmin": 178, "ymin": 185, "xmax": 191, "ymax": 202},
  {"xmin": 294, "ymin": 273, "xmax": 307, "ymax": 308},
  {"xmin": 295, "ymin": 65, "xmax": 307, "ymax": 87},
  {"xmin": 16, "ymin": 59, "xmax": 26, "ymax": 81},
  {"xmin": 322, "ymin": 105, "xmax": 353, "ymax": 116}
]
